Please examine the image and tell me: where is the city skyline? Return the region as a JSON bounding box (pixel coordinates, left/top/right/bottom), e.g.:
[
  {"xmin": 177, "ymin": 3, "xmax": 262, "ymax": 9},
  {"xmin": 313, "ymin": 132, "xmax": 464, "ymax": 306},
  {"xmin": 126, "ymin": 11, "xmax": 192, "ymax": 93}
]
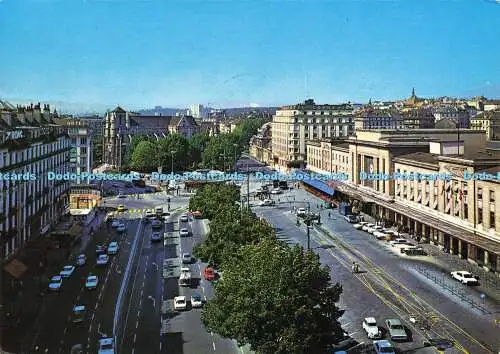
[{"xmin": 1, "ymin": 0, "xmax": 500, "ymax": 113}]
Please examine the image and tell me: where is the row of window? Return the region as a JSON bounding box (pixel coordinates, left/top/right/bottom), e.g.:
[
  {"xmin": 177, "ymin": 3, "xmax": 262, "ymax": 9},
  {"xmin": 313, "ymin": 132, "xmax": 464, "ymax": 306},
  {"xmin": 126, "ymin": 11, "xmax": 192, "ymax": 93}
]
[{"xmin": 0, "ymin": 139, "xmax": 71, "ymax": 169}]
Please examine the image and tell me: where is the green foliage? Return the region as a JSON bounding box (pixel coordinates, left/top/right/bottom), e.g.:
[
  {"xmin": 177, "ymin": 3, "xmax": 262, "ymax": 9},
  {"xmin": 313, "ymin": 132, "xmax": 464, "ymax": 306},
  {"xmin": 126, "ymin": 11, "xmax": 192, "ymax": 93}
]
[
  {"xmin": 189, "ymin": 133, "xmax": 211, "ymax": 165},
  {"xmin": 157, "ymin": 133, "xmax": 191, "ymax": 171},
  {"xmin": 92, "ymin": 135, "xmax": 103, "ymax": 167},
  {"xmin": 188, "ymin": 183, "xmax": 240, "ymax": 219},
  {"xmin": 201, "ymin": 238, "xmax": 345, "ymax": 354},
  {"xmin": 130, "ymin": 141, "xmax": 157, "ymax": 171}
]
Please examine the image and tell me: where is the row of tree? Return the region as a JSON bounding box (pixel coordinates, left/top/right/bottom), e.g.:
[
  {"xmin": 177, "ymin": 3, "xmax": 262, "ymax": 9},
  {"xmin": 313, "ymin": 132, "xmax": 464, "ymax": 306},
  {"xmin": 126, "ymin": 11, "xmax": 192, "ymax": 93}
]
[
  {"xmin": 190, "ymin": 184, "xmax": 345, "ymax": 354},
  {"xmin": 125, "ymin": 118, "xmax": 268, "ymax": 172}
]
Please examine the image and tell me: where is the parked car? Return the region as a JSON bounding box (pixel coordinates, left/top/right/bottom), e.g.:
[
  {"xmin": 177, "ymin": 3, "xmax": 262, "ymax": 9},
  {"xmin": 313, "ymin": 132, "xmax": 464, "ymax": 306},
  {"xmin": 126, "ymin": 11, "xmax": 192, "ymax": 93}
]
[
  {"xmin": 151, "ymin": 220, "xmax": 162, "ymax": 229},
  {"xmin": 362, "ymin": 223, "xmax": 375, "ymax": 232},
  {"xmin": 76, "ymin": 254, "xmax": 87, "ymax": 266},
  {"xmin": 179, "ymin": 228, "xmax": 190, "ymax": 237},
  {"xmin": 368, "ymin": 225, "xmax": 383, "ymax": 234},
  {"xmin": 60, "ymin": 265, "xmax": 75, "ymax": 278},
  {"xmin": 344, "ymin": 214, "xmax": 357, "ymax": 223},
  {"xmin": 174, "ymin": 296, "xmax": 187, "ymax": 311},
  {"xmin": 296, "ymin": 208, "xmax": 307, "ymax": 217},
  {"xmin": 353, "ymin": 221, "xmax": 368, "ymax": 230},
  {"xmin": 48, "ymin": 275, "xmax": 63, "ymax": 291},
  {"xmin": 390, "ymin": 238, "xmax": 408, "ymax": 246},
  {"xmin": 85, "ymin": 275, "xmax": 98, "ymax": 290},
  {"xmin": 98, "ymin": 337, "xmax": 114, "ymax": 354},
  {"xmin": 451, "ymin": 270, "xmax": 479, "ymax": 285},
  {"xmin": 190, "ymin": 293, "xmax": 203, "ymax": 308},
  {"xmin": 373, "ymin": 340, "xmax": 396, "ymax": 354},
  {"xmin": 259, "ymin": 199, "xmax": 275, "ymax": 206},
  {"xmin": 270, "ymin": 188, "xmax": 282, "ymax": 194},
  {"xmin": 107, "ymin": 241, "xmax": 119, "ymax": 255},
  {"xmin": 96, "ymin": 254, "xmax": 109, "ymax": 265},
  {"xmin": 179, "ymin": 214, "xmax": 189, "ymax": 222},
  {"xmin": 203, "ymin": 267, "xmax": 216, "ymax": 281},
  {"xmin": 145, "ymin": 210, "xmax": 155, "ymax": 219},
  {"xmin": 373, "ymin": 231, "xmax": 390, "ymax": 240},
  {"xmin": 362, "ymin": 317, "xmax": 381, "ymax": 339},
  {"xmin": 385, "ymin": 319, "xmax": 408, "ymax": 341},
  {"xmin": 96, "ymin": 245, "xmax": 107, "ymax": 255}
]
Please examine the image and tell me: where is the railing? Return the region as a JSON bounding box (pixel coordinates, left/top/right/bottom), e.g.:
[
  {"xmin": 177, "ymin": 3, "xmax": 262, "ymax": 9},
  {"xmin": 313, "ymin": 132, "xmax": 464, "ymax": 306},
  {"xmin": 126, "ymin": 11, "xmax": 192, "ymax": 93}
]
[{"xmin": 413, "ymin": 264, "xmax": 490, "ymax": 314}]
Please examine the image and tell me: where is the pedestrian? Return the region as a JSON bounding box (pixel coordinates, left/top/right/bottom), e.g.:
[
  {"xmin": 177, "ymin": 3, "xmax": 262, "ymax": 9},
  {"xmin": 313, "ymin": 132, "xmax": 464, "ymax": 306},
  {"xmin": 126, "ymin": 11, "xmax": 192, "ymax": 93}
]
[{"xmin": 328, "ymin": 212, "xmax": 331, "ymax": 218}]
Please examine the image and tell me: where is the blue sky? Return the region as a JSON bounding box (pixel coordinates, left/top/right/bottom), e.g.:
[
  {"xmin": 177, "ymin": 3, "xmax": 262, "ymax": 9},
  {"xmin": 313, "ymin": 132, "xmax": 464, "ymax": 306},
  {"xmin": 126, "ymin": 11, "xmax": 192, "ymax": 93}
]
[{"xmin": 1, "ymin": 0, "xmax": 499, "ymax": 113}]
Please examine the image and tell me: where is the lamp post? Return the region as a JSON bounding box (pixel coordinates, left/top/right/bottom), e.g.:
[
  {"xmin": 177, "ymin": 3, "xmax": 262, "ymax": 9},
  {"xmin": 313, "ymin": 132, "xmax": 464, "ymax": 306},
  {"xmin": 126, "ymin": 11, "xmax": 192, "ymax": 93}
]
[
  {"xmin": 170, "ymin": 150, "xmax": 176, "ymax": 175},
  {"xmin": 233, "ymin": 143, "xmax": 238, "ymax": 172}
]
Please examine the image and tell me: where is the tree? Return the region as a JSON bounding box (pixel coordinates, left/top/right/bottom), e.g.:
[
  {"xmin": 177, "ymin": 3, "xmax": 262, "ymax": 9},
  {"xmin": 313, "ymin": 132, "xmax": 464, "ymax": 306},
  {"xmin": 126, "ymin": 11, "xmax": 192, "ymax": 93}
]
[
  {"xmin": 188, "ymin": 184, "xmax": 240, "ymax": 219},
  {"xmin": 189, "ymin": 133, "xmax": 211, "ymax": 167},
  {"xmin": 157, "ymin": 133, "xmax": 190, "ymax": 172},
  {"xmin": 124, "ymin": 135, "xmax": 150, "ymax": 167},
  {"xmin": 201, "ymin": 238, "xmax": 345, "ymax": 354},
  {"xmin": 130, "ymin": 141, "xmax": 158, "ymax": 171}
]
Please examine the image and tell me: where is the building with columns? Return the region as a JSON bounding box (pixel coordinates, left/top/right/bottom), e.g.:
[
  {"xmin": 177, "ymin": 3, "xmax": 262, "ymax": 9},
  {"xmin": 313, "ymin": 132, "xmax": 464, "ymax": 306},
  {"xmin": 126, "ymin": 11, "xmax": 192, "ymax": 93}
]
[
  {"xmin": 306, "ymin": 129, "xmax": 500, "ymax": 273},
  {"xmin": 249, "ymin": 122, "xmax": 272, "ymax": 164}
]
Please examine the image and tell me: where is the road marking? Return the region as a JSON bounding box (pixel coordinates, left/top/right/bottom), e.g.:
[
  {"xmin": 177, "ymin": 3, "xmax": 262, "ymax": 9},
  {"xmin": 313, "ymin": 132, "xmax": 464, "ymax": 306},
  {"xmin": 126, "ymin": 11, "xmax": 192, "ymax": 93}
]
[
  {"xmin": 63, "ymin": 327, "xmax": 67, "ymax": 334},
  {"xmin": 139, "ymin": 299, "xmax": 142, "ymax": 307},
  {"xmin": 134, "ymin": 333, "xmax": 137, "ymax": 342},
  {"xmin": 95, "ymin": 303, "xmax": 99, "ymax": 310},
  {"xmin": 92, "ymin": 313, "xmax": 95, "ymax": 321},
  {"xmin": 136, "ymin": 320, "xmax": 139, "ymax": 329},
  {"xmin": 132, "ymin": 348, "xmax": 135, "ymax": 354},
  {"xmin": 202, "ymin": 287, "xmax": 205, "ymax": 294},
  {"xmin": 89, "ymin": 324, "xmax": 93, "ymax": 333},
  {"xmin": 211, "ymin": 331, "xmax": 214, "ymax": 336},
  {"xmin": 141, "ymin": 289, "xmax": 143, "ymax": 297},
  {"xmin": 213, "ymin": 342, "xmax": 216, "ymax": 351},
  {"xmin": 204, "ymin": 295, "xmax": 207, "ymax": 301},
  {"xmin": 76, "ymin": 295, "xmax": 80, "ymax": 302},
  {"xmin": 137, "ymin": 310, "xmax": 141, "ymax": 318},
  {"xmin": 160, "ymin": 342, "xmax": 162, "ymax": 350}
]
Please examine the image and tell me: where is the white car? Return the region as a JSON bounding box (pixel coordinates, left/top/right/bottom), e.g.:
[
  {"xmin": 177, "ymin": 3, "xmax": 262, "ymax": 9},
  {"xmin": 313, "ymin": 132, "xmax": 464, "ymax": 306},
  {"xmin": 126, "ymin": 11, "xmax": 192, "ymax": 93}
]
[
  {"xmin": 116, "ymin": 223, "xmax": 126, "ymax": 233},
  {"xmin": 390, "ymin": 238, "xmax": 408, "ymax": 246},
  {"xmin": 362, "ymin": 317, "xmax": 381, "ymax": 339},
  {"xmin": 270, "ymin": 188, "xmax": 282, "ymax": 194},
  {"xmin": 258, "ymin": 199, "xmax": 275, "ymax": 206},
  {"xmin": 85, "ymin": 275, "xmax": 98, "ymax": 290},
  {"xmin": 368, "ymin": 225, "xmax": 383, "ymax": 234},
  {"xmin": 107, "ymin": 241, "xmax": 119, "ymax": 255},
  {"xmin": 76, "ymin": 254, "xmax": 86, "ymax": 266},
  {"xmin": 373, "ymin": 231, "xmax": 389, "ymax": 240},
  {"xmin": 353, "ymin": 221, "xmax": 368, "ymax": 230},
  {"xmin": 174, "ymin": 296, "xmax": 187, "ymax": 311},
  {"xmin": 48, "ymin": 275, "xmax": 63, "ymax": 291},
  {"xmin": 179, "ymin": 228, "xmax": 189, "ymax": 237},
  {"xmin": 145, "ymin": 211, "xmax": 155, "ymax": 219},
  {"xmin": 111, "ymin": 220, "xmax": 120, "ymax": 228},
  {"xmin": 98, "ymin": 337, "xmax": 114, "ymax": 354},
  {"xmin": 362, "ymin": 223, "xmax": 375, "ymax": 232},
  {"xmin": 60, "ymin": 265, "xmax": 75, "ymax": 278},
  {"xmin": 296, "ymin": 208, "xmax": 307, "ymax": 216},
  {"xmin": 96, "ymin": 254, "xmax": 109, "ymax": 265},
  {"xmin": 179, "ymin": 214, "xmax": 189, "ymax": 222},
  {"xmin": 190, "ymin": 293, "xmax": 203, "ymax": 308},
  {"xmin": 451, "ymin": 270, "xmax": 479, "ymax": 285},
  {"xmin": 182, "ymin": 253, "xmax": 192, "ymax": 264}
]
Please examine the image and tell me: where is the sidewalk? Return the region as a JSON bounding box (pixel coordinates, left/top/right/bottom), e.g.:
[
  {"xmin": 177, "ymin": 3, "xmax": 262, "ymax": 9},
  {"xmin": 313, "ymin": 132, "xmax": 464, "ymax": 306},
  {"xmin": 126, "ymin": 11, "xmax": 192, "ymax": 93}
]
[
  {"xmin": 0, "ymin": 210, "xmax": 106, "ymax": 353},
  {"xmin": 292, "ymin": 186, "xmax": 500, "ymax": 303}
]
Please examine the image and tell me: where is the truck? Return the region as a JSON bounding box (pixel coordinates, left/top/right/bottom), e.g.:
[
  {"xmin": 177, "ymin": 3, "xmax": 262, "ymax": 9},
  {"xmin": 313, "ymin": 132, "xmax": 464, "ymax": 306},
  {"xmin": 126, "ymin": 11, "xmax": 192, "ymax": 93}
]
[
  {"xmin": 179, "ymin": 267, "xmax": 192, "ymax": 286},
  {"xmin": 338, "ymin": 202, "xmax": 352, "ymax": 216}
]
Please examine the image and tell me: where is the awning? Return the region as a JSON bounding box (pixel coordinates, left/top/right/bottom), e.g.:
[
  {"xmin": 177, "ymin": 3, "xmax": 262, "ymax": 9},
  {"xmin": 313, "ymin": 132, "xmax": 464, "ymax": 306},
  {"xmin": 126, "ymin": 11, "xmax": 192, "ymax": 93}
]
[
  {"xmin": 293, "ymin": 170, "xmax": 335, "ymax": 196},
  {"xmin": 3, "ymin": 259, "xmax": 28, "ymax": 279}
]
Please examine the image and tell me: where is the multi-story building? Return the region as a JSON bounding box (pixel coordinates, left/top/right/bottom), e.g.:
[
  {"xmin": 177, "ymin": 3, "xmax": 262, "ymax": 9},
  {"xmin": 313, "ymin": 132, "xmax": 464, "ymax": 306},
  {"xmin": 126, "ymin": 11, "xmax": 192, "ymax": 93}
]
[
  {"xmin": 76, "ymin": 115, "xmax": 104, "ymax": 137},
  {"xmin": 249, "ymin": 122, "xmax": 272, "ymax": 164},
  {"xmin": 484, "ymin": 100, "xmax": 500, "ymax": 112},
  {"xmin": 433, "ymin": 106, "xmax": 470, "ymax": 128},
  {"xmin": 470, "ymin": 109, "xmax": 500, "ymax": 141},
  {"xmin": 271, "ymin": 99, "xmax": 355, "ymax": 169},
  {"xmin": 305, "ymin": 128, "xmax": 500, "ymax": 273},
  {"xmin": 103, "ymin": 106, "xmax": 200, "ymax": 168},
  {"xmin": 0, "ymin": 101, "xmax": 71, "ymax": 261},
  {"xmin": 54, "ymin": 118, "xmax": 92, "ymax": 178},
  {"xmin": 355, "ymin": 108, "xmax": 402, "ymax": 130}
]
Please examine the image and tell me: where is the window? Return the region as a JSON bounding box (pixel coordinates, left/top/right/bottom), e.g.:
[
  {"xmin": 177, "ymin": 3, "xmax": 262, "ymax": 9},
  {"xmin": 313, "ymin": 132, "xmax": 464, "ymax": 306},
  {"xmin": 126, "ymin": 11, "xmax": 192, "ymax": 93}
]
[
  {"xmin": 80, "ymin": 137, "xmax": 87, "ymax": 145},
  {"xmin": 478, "ymin": 208, "xmax": 483, "ymax": 224},
  {"xmin": 490, "ymin": 211, "xmax": 495, "ymax": 229},
  {"xmin": 490, "ymin": 190, "xmax": 495, "ymax": 203},
  {"xmin": 478, "ymin": 187, "xmax": 483, "ymax": 200}
]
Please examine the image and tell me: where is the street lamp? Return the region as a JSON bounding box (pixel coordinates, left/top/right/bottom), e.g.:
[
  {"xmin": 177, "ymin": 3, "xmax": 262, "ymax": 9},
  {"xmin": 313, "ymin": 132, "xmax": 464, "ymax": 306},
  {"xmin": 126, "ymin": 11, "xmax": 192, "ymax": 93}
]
[
  {"xmin": 233, "ymin": 143, "xmax": 238, "ymax": 172},
  {"xmin": 170, "ymin": 150, "xmax": 176, "ymax": 175}
]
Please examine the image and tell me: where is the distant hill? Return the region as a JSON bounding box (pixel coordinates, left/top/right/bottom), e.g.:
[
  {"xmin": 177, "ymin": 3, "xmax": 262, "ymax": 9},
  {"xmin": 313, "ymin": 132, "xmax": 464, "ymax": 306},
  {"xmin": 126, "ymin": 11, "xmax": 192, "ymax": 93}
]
[{"xmin": 136, "ymin": 106, "xmax": 278, "ymax": 117}]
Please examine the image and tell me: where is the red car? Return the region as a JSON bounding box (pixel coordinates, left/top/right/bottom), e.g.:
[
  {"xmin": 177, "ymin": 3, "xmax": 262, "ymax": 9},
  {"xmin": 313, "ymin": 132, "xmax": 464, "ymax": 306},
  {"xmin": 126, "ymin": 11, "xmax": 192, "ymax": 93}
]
[{"xmin": 203, "ymin": 267, "xmax": 216, "ymax": 281}]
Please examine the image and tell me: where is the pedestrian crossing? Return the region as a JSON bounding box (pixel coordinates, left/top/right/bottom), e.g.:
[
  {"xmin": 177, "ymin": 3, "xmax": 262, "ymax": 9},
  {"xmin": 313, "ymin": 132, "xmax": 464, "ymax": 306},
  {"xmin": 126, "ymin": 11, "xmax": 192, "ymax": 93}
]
[{"xmin": 108, "ymin": 206, "xmax": 188, "ymax": 216}]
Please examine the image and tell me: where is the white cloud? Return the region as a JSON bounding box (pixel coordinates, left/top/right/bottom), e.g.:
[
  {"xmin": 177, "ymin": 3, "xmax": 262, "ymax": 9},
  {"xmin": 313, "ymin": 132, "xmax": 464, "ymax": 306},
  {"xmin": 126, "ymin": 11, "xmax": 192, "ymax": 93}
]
[{"xmin": 249, "ymin": 102, "xmax": 260, "ymax": 108}]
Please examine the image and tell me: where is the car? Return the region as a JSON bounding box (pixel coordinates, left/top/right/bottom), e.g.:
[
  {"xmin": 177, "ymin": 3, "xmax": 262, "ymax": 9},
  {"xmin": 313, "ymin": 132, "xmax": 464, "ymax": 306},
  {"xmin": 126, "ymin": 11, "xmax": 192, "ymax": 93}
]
[
  {"xmin": 451, "ymin": 270, "xmax": 479, "ymax": 285},
  {"xmin": 362, "ymin": 317, "xmax": 381, "ymax": 339},
  {"xmin": 116, "ymin": 223, "xmax": 126, "ymax": 233},
  {"xmin": 145, "ymin": 210, "xmax": 155, "ymax": 219},
  {"xmin": 259, "ymin": 199, "xmax": 275, "ymax": 206},
  {"xmin": 70, "ymin": 344, "xmax": 83, "ymax": 354},
  {"xmin": 60, "ymin": 265, "xmax": 75, "ymax": 278},
  {"xmin": 373, "ymin": 340, "xmax": 395, "ymax": 354},
  {"xmin": 203, "ymin": 267, "xmax": 216, "ymax": 281},
  {"xmin": 117, "ymin": 193, "xmax": 126, "ymax": 199},
  {"xmin": 296, "ymin": 208, "xmax": 307, "ymax": 217},
  {"xmin": 96, "ymin": 254, "xmax": 109, "ymax": 265},
  {"xmin": 373, "ymin": 231, "xmax": 390, "ymax": 240},
  {"xmin": 390, "ymin": 238, "xmax": 408, "ymax": 246},
  {"xmin": 174, "ymin": 296, "xmax": 187, "ymax": 311},
  {"xmin": 182, "ymin": 253, "xmax": 192, "ymax": 264},
  {"xmin": 344, "ymin": 214, "xmax": 357, "ymax": 223},
  {"xmin": 190, "ymin": 293, "xmax": 203, "ymax": 308},
  {"xmin": 362, "ymin": 223, "xmax": 375, "ymax": 231},
  {"xmin": 368, "ymin": 225, "xmax": 383, "ymax": 234},
  {"xmin": 98, "ymin": 337, "xmax": 114, "ymax": 354},
  {"xmin": 71, "ymin": 305, "xmax": 86, "ymax": 323},
  {"xmin": 270, "ymin": 188, "xmax": 282, "ymax": 194},
  {"xmin": 76, "ymin": 254, "xmax": 86, "ymax": 266},
  {"xmin": 48, "ymin": 275, "xmax": 63, "ymax": 291},
  {"xmin": 353, "ymin": 221, "xmax": 368, "ymax": 229},
  {"xmin": 111, "ymin": 220, "xmax": 121, "ymax": 228},
  {"xmin": 385, "ymin": 318, "xmax": 408, "ymax": 341},
  {"xmin": 151, "ymin": 220, "xmax": 162, "ymax": 229},
  {"xmin": 179, "ymin": 228, "xmax": 189, "ymax": 237},
  {"xmin": 117, "ymin": 205, "xmax": 125, "ymax": 212},
  {"xmin": 163, "ymin": 211, "xmax": 171, "ymax": 217},
  {"xmin": 155, "ymin": 207, "xmax": 163, "ymax": 215},
  {"xmin": 179, "ymin": 214, "xmax": 189, "ymax": 222},
  {"xmin": 96, "ymin": 245, "xmax": 107, "ymax": 255},
  {"xmin": 107, "ymin": 241, "xmax": 119, "ymax": 255},
  {"xmin": 151, "ymin": 232, "xmax": 162, "ymax": 242},
  {"xmin": 85, "ymin": 275, "xmax": 98, "ymax": 290}
]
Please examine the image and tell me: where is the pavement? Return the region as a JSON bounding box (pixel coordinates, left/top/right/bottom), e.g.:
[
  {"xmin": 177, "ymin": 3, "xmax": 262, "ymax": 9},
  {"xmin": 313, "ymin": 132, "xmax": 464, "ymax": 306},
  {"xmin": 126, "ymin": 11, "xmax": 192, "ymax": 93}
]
[{"xmin": 251, "ymin": 185, "xmax": 500, "ymax": 353}]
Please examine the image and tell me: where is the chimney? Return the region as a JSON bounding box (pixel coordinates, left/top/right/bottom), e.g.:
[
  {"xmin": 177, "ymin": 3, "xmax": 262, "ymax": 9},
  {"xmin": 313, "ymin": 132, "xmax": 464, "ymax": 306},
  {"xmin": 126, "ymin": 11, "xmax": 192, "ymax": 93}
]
[
  {"xmin": 33, "ymin": 103, "xmax": 42, "ymax": 124},
  {"xmin": 17, "ymin": 106, "xmax": 27, "ymax": 125}
]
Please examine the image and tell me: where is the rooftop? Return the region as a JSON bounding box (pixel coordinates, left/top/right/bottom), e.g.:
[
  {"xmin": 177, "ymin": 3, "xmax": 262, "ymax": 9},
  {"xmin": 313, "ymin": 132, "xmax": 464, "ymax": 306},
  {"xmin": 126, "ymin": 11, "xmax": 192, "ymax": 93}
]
[{"xmin": 394, "ymin": 152, "xmax": 439, "ymax": 166}]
